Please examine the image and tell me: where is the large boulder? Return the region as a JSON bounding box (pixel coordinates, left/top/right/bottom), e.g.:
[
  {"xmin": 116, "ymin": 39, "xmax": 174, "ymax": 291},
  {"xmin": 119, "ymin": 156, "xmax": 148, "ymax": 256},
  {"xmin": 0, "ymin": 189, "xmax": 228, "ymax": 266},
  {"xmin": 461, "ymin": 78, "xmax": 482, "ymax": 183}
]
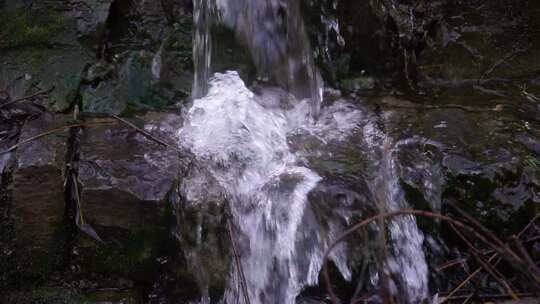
[
  {"xmin": 374, "ymin": 94, "xmax": 540, "ymax": 231},
  {"xmin": 0, "ymin": 112, "xmax": 72, "ymax": 292},
  {"xmin": 78, "ymin": 112, "xmax": 183, "ymax": 231},
  {"xmin": 78, "ymin": 0, "xmax": 194, "ymax": 114},
  {"xmin": 72, "ymin": 0, "xmax": 114, "ymax": 49},
  {"xmin": 70, "ymin": 112, "xmax": 201, "ymax": 303},
  {"xmin": 290, "ymin": 92, "xmax": 539, "ymax": 300},
  {"xmin": 302, "ymin": 0, "xmax": 540, "ymax": 90},
  {"xmin": 12, "ymin": 112, "xmax": 69, "ymax": 247}
]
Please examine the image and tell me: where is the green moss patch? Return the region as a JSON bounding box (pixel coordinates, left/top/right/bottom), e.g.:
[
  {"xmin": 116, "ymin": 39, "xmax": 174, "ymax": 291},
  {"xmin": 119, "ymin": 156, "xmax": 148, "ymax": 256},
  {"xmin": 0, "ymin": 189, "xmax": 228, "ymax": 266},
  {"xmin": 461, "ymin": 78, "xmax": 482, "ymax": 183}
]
[{"xmin": 0, "ymin": 8, "xmax": 66, "ymax": 49}]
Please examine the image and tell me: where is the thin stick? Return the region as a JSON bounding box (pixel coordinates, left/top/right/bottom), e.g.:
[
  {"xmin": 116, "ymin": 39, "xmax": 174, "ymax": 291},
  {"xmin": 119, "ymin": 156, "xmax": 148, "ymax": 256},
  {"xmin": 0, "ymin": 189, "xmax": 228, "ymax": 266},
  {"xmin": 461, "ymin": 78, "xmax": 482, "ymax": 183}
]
[
  {"xmin": 322, "ymin": 210, "xmax": 538, "ymax": 304},
  {"xmin": 111, "ymin": 114, "xmax": 183, "ymax": 154},
  {"xmin": 350, "ymin": 259, "xmax": 368, "ymax": 303},
  {"xmin": 461, "ymin": 293, "xmax": 474, "ymax": 304},
  {"xmin": 227, "ymin": 219, "xmax": 251, "ymax": 304},
  {"xmin": 450, "ymin": 224, "xmax": 519, "ymax": 300},
  {"xmin": 448, "ymin": 203, "xmax": 525, "ymax": 267},
  {"xmin": 376, "ymin": 217, "xmax": 393, "ymax": 304},
  {"xmin": 440, "ymin": 212, "xmax": 540, "ymax": 303},
  {"xmin": 0, "ymin": 86, "xmax": 54, "ymax": 108},
  {"xmin": 323, "ymin": 210, "xmax": 475, "ymax": 304},
  {"xmin": 451, "ymin": 204, "xmax": 540, "ymax": 286},
  {"xmin": 0, "ymin": 122, "xmax": 117, "ymax": 155},
  {"xmin": 442, "ymin": 292, "xmax": 535, "ymax": 301},
  {"xmin": 511, "ymin": 235, "xmax": 540, "ymax": 278},
  {"xmin": 436, "ymin": 259, "xmax": 468, "ymax": 272},
  {"xmin": 441, "ymin": 263, "xmax": 488, "ymax": 303}
]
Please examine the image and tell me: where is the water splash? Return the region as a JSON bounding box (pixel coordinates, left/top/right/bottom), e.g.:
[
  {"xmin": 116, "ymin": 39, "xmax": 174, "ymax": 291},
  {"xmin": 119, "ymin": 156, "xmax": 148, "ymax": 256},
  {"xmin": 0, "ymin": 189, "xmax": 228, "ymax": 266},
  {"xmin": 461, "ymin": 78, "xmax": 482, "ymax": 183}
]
[
  {"xmin": 187, "ymin": 0, "xmax": 431, "ymax": 302},
  {"xmin": 179, "ymin": 71, "xmax": 357, "ymax": 303}
]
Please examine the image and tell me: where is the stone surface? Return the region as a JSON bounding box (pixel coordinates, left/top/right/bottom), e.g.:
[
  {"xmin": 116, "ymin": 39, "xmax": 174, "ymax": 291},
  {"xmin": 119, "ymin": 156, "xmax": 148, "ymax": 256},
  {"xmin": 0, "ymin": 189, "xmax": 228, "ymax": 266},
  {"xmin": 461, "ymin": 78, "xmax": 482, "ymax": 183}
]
[
  {"xmin": 291, "ymin": 92, "xmax": 540, "ymax": 298},
  {"xmin": 302, "ymin": 0, "xmax": 540, "ymax": 89},
  {"xmin": 78, "ymin": 112, "xmax": 183, "ymax": 231},
  {"xmin": 369, "ymin": 94, "xmax": 540, "ymax": 232},
  {"xmin": 0, "ymin": 1, "xmax": 93, "ymax": 111},
  {"xmin": 72, "ymin": 0, "xmax": 114, "ymax": 48},
  {"xmin": 173, "ymin": 165, "xmax": 231, "ymax": 300},
  {"xmin": 0, "ymin": 0, "xmax": 193, "ymax": 115},
  {"xmin": 12, "ymin": 112, "xmax": 69, "ymax": 247}
]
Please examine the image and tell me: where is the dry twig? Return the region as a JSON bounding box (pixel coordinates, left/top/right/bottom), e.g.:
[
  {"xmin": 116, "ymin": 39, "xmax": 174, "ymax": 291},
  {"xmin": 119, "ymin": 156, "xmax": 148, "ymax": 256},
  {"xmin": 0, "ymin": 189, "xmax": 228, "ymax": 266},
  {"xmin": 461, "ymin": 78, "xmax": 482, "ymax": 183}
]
[
  {"xmin": 111, "ymin": 114, "xmax": 184, "ymax": 154},
  {"xmin": 322, "ymin": 210, "xmax": 540, "ymax": 304},
  {"xmin": 440, "ymin": 212, "xmax": 540, "ymax": 303},
  {"xmin": 0, "ymin": 121, "xmax": 117, "ymax": 155},
  {"xmin": 449, "ymin": 224, "xmax": 519, "ymax": 300},
  {"xmin": 0, "ymin": 86, "xmax": 54, "ymax": 109},
  {"xmin": 227, "ymin": 219, "xmax": 251, "ymax": 304}
]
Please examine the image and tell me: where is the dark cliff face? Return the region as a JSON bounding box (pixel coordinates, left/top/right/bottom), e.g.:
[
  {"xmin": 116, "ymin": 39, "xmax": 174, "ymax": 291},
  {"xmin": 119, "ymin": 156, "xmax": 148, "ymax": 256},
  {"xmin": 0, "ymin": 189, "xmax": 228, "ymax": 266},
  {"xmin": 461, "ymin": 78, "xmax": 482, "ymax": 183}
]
[
  {"xmin": 2, "ymin": 0, "xmax": 539, "ymax": 112},
  {"xmin": 0, "ymin": 1, "xmax": 539, "ymax": 303},
  {"xmin": 303, "ymin": 0, "xmax": 540, "ymax": 93},
  {"xmin": 0, "ymin": 0, "xmax": 194, "ymax": 115}
]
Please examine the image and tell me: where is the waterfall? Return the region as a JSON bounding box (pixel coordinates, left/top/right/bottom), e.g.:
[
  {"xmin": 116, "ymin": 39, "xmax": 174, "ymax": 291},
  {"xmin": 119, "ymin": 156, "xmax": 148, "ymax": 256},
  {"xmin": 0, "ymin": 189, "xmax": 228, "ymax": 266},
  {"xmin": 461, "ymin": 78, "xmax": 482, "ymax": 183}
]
[
  {"xmin": 179, "ymin": 72, "xmax": 356, "ymax": 303},
  {"xmin": 362, "ymin": 122, "xmax": 430, "ymax": 303},
  {"xmin": 192, "ymin": 0, "xmax": 212, "ymax": 98},
  {"xmin": 192, "ymin": 0, "xmax": 323, "ymax": 117},
  {"xmin": 182, "ymin": 1, "xmax": 431, "ymax": 303},
  {"xmin": 375, "ymin": 140, "xmax": 429, "ymax": 303}
]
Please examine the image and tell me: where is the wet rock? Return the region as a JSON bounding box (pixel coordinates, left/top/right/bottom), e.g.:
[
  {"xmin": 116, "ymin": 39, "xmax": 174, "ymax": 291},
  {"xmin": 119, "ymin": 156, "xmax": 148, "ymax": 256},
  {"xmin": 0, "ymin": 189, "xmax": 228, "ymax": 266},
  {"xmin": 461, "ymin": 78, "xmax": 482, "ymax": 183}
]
[
  {"xmin": 0, "ymin": 117, "xmax": 19, "ymax": 186},
  {"xmin": 419, "ymin": 1, "xmax": 540, "ymax": 84},
  {"xmin": 60, "ymin": 112, "xmax": 185, "ymax": 303},
  {"xmin": 4, "ymin": 112, "xmax": 70, "ymax": 295},
  {"xmin": 0, "ymin": 117, "xmax": 21, "ymax": 290},
  {"xmin": 12, "ymin": 112, "xmax": 69, "ymax": 247},
  {"xmin": 0, "ymin": 48, "xmax": 86, "ymax": 113},
  {"xmin": 290, "ymin": 93, "xmax": 539, "ymax": 299},
  {"xmin": 0, "ymin": 4, "xmax": 90, "ymax": 112},
  {"xmin": 81, "ymin": 81, "xmax": 124, "ymax": 114},
  {"xmin": 81, "ymin": 39, "xmax": 192, "ymax": 114},
  {"xmin": 340, "ymin": 76, "xmax": 376, "ymax": 92},
  {"xmin": 78, "ymin": 112, "xmax": 183, "ymax": 231},
  {"xmin": 172, "ymin": 165, "xmax": 231, "ymax": 300},
  {"xmin": 375, "ymin": 94, "xmax": 540, "ymax": 232},
  {"xmin": 0, "ymin": 153, "xmax": 10, "ymax": 186},
  {"xmin": 304, "ymin": 0, "xmax": 391, "ymax": 82},
  {"xmin": 73, "ymin": 0, "xmax": 114, "ymax": 48},
  {"xmin": 304, "ymin": 0, "xmax": 540, "ymax": 87},
  {"xmin": 85, "ymin": 60, "xmax": 116, "ymax": 83}
]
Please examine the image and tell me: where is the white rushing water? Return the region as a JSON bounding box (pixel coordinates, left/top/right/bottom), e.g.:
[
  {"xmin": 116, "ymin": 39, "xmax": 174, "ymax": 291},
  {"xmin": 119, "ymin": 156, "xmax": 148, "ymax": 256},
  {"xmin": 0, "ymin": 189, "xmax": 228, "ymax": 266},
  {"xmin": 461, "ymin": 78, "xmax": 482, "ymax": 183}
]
[
  {"xmin": 363, "ymin": 124, "xmax": 430, "ymax": 303},
  {"xmin": 0, "ymin": 153, "xmax": 10, "ymax": 186},
  {"xmin": 179, "ymin": 71, "xmax": 358, "ymax": 303},
  {"xmin": 193, "ymin": 0, "xmax": 322, "ymax": 117},
  {"xmin": 182, "ymin": 0, "xmax": 431, "ymax": 302},
  {"xmin": 178, "ymin": 72, "xmax": 430, "ymax": 303}
]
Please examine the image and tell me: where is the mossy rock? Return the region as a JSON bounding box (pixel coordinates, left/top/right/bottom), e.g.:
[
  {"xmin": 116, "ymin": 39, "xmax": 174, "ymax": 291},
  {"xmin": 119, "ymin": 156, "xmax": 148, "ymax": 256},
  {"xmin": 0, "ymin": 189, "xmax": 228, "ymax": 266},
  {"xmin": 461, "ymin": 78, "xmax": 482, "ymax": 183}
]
[
  {"xmin": 0, "ymin": 7, "xmax": 67, "ymax": 49},
  {"xmin": 0, "ymin": 6, "xmax": 89, "ymax": 112}
]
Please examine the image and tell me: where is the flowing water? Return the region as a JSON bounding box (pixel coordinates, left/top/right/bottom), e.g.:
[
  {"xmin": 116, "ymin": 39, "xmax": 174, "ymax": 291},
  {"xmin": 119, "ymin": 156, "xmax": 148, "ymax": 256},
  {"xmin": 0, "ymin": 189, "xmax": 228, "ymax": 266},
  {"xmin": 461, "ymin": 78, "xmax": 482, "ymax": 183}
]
[
  {"xmin": 179, "ymin": 71, "xmax": 356, "ymax": 303},
  {"xmin": 192, "ymin": 0, "xmax": 212, "ymax": 98},
  {"xmin": 192, "ymin": 0, "xmax": 322, "ymax": 117},
  {"xmin": 0, "ymin": 153, "xmax": 10, "ymax": 186},
  {"xmin": 368, "ymin": 136, "xmax": 430, "ymax": 302},
  {"xmin": 180, "ymin": 0, "xmax": 430, "ymax": 303}
]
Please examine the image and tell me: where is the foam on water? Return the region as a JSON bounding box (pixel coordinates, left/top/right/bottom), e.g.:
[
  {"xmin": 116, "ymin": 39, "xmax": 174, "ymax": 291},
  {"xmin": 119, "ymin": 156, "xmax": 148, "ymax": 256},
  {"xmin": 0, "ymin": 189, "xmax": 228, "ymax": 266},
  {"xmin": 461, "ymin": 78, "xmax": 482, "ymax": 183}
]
[{"xmin": 179, "ymin": 71, "xmax": 359, "ymax": 303}]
